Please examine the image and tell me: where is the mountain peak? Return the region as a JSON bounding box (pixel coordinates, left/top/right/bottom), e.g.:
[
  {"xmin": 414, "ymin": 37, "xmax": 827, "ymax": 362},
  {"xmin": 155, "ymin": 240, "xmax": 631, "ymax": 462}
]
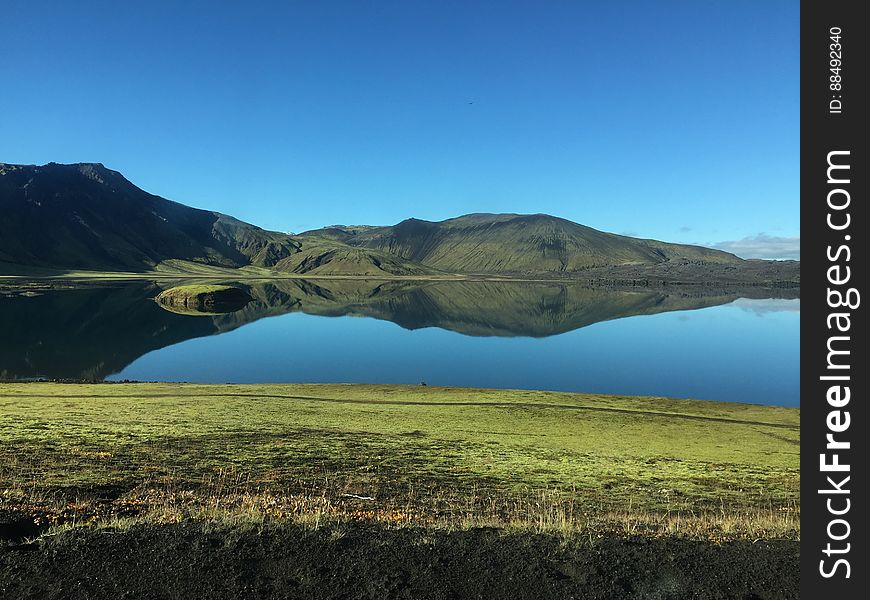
[
  {"xmin": 1, "ymin": 161, "xmax": 118, "ymax": 184},
  {"xmin": 395, "ymin": 217, "xmax": 437, "ymax": 227},
  {"xmin": 72, "ymin": 162, "xmax": 112, "ymax": 183}
]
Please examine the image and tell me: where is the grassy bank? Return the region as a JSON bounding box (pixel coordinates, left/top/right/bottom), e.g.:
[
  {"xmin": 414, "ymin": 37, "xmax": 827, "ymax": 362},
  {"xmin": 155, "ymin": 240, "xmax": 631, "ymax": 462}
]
[{"xmin": 0, "ymin": 383, "xmax": 799, "ymax": 540}]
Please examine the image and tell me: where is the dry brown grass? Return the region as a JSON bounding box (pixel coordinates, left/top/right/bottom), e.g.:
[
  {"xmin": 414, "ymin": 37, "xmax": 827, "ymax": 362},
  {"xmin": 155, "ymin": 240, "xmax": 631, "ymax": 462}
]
[{"xmin": 6, "ymin": 467, "xmax": 799, "ymax": 542}]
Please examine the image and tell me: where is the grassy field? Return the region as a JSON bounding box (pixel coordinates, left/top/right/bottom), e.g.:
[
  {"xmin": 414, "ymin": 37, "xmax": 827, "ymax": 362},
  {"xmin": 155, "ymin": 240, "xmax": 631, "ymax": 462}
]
[{"xmin": 0, "ymin": 383, "xmax": 799, "ymax": 540}]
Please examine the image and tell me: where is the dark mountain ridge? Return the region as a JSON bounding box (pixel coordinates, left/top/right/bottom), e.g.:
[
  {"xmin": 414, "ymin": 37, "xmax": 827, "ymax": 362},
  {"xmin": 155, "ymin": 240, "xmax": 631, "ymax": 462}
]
[{"xmin": 0, "ymin": 162, "xmax": 299, "ymax": 271}]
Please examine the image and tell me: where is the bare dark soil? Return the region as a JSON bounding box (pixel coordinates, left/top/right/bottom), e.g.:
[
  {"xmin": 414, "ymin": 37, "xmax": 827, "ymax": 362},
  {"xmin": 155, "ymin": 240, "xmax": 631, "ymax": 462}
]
[{"xmin": 0, "ymin": 522, "xmax": 797, "ymax": 599}]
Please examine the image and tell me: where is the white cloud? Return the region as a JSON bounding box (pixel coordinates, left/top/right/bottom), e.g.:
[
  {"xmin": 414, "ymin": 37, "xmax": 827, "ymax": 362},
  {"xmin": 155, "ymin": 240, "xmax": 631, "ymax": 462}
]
[{"xmin": 710, "ymin": 233, "xmax": 800, "ymax": 260}]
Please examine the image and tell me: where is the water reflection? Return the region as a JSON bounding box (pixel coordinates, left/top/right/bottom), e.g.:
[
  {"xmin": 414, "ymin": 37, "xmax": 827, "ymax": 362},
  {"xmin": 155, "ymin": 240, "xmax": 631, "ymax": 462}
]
[{"xmin": 1, "ymin": 279, "xmax": 799, "ymax": 405}]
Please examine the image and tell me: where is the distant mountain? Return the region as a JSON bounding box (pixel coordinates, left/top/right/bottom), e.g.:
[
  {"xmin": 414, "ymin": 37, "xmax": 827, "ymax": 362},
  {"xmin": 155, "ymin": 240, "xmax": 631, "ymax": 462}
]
[
  {"xmin": 300, "ymin": 213, "xmax": 742, "ymax": 274},
  {"xmin": 2, "ymin": 162, "xmax": 783, "ymax": 280}
]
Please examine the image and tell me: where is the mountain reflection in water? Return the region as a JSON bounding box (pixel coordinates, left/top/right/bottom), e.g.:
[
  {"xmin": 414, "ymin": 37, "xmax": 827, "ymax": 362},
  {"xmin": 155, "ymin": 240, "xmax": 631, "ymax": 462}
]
[{"xmin": 0, "ymin": 279, "xmax": 799, "ymax": 406}]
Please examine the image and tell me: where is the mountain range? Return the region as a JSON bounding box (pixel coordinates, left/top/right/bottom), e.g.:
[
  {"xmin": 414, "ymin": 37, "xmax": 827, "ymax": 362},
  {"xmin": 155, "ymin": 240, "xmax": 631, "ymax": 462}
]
[{"xmin": 0, "ymin": 162, "xmax": 797, "ymax": 284}]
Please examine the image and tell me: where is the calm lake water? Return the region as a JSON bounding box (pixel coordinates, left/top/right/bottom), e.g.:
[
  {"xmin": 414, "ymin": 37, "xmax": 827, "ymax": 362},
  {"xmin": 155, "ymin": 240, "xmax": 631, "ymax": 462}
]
[{"xmin": 1, "ymin": 280, "xmax": 799, "ymax": 406}]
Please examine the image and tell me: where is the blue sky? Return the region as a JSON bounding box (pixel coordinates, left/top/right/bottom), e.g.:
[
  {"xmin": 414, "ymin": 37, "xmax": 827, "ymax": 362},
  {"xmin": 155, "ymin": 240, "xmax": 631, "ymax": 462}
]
[{"xmin": 0, "ymin": 1, "xmax": 799, "ymax": 257}]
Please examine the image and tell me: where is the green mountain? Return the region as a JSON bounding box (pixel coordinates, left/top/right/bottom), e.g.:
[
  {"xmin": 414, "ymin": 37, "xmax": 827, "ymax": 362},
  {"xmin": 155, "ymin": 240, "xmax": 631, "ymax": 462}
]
[
  {"xmin": 2, "ymin": 162, "xmax": 776, "ymax": 279},
  {"xmin": 301, "ymin": 213, "xmax": 742, "ymax": 274}
]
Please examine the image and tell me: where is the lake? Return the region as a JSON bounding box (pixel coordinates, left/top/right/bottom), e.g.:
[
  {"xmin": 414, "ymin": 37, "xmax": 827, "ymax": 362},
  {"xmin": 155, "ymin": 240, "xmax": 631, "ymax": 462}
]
[{"xmin": 1, "ymin": 279, "xmax": 799, "ymax": 406}]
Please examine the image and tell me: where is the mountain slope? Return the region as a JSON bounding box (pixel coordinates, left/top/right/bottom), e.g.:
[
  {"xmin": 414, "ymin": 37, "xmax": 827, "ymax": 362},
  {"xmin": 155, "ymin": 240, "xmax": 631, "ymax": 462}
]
[
  {"xmin": 0, "ymin": 162, "xmax": 300, "ymax": 271},
  {"xmin": 271, "ymin": 237, "xmax": 439, "ymax": 276},
  {"xmin": 300, "ymin": 213, "xmax": 742, "ymax": 274},
  {"xmin": 2, "ymin": 163, "xmax": 759, "ymax": 278},
  {"xmin": 0, "ymin": 162, "xmax": 433, "ymax": 277}
]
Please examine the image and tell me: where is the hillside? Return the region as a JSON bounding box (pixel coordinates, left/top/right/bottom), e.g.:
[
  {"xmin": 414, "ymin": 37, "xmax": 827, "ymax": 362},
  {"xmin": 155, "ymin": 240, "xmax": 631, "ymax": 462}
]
[
  {"xmin": 270, "ymin": 236, "xmax": 438, "ymax": 277},
  {"xmin": 0, "ymin": 163, "xmax": 430, "ymax": 276},
  {"xmin": 2, "ymin": 162, "xmax": 789, "ymax": 280},
  {"xmin": 0, "ymin": 162, "xmax": 300, "ymax": 271},
  {"xmin": 300, "ymin": 213, "xmax": 742, "ymax": 274}
]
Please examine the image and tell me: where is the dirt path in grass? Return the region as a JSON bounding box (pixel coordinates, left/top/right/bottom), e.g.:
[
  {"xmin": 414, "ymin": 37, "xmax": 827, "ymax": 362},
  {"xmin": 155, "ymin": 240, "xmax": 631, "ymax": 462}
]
[
  {"xmin": 0, "ymin": 522, "xmax": 797, "ymax": 600},
  {"xmin": 28, "ymin": 391, "xmax": 799, "ymax": 430}
]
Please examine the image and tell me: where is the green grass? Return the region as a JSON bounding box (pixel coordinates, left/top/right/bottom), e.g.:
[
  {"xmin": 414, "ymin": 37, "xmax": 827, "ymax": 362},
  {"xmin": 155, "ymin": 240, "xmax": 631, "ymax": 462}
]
[
  {"xmin": 0, "ymin": 261, "xmax": 467, "ymax": 281},
  {"xmin": 0, "ymin": 383, "xmax": 799, "ymax": 539},
  {"xmin": 154, "ymin": 283, "xmax": 241, "ymax": 300},
  {"xmin": 157, "ymin": 283, "xmax": 238, "ymax": 293}
]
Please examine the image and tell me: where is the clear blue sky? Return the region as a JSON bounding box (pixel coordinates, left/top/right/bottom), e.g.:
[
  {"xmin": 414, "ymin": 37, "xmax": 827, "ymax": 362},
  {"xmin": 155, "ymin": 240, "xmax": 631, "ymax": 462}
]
[{"xmin": 1, "ymin": 1, "xmax": 798, "ymax": 256}]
